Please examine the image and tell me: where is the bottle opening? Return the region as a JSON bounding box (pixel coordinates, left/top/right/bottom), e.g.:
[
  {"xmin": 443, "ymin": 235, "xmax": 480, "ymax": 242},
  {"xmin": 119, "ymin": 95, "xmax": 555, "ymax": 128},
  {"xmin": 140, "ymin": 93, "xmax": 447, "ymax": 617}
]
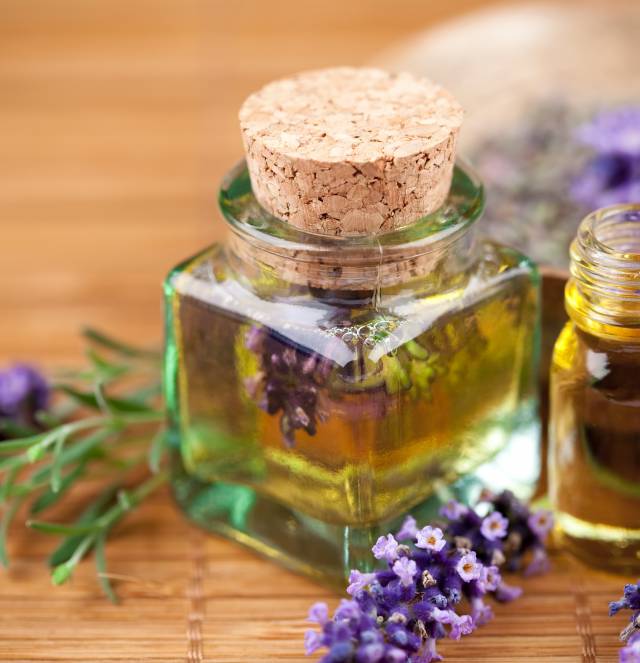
[
  {"xmin": 590, "ymin": 206, "xmax": 640, "ymax": 258},
  {"xmin": 567, "ymin": 204, "xmax": 640, "ymax": 340}
]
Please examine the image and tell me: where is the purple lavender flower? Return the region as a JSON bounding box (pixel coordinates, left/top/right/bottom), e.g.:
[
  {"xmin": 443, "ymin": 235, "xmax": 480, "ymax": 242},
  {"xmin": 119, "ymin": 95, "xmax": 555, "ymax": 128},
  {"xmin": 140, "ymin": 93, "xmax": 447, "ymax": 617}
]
[
  {"xmin": 609, "ymin": 581, "xmax": 640, "ymax": 662},
  {"xmin": 527, "ymin": 510, "xmax": 553, "ymax": 540},
  {"xmin": 572, "ymin": 107, "xmax": 640, "ymax": 210},
  {"xmin": 0, "ymin": 364, "xmax": 49, "ymax": 437},
  {"xmin": 305, "ymin": 529, "xmax": 481, "ymax": 661},
  {"xmin": 456, "ymin": 551, "xmax": 482, "ymax": 582},
  {"xmin": 309, "ymin": 602, "xmax": 330, "ymax": 626},
  {"xmin": 620, "ymin": 631, "xmax": 640, "ymax": 663},
  {"xmin": 494, "ymin": 581, "xmax": 523, "ymax": 603},
  {"xmin": 440, "ymin": 500, "xmax": 468, "ymax": 521},
  {"xmin": 576, "ymin": 108, "xmax": 640, "ymax": 156},
  {"xmin": 395, "ymin": 516, "xmax": 418, "ymax": 542},
  {"xmin": 478, "ymin": 565, "xmax": 501, "ymax": 593},
  {"xmin": 305, "ymin": 630, "xmax": 323, "ymax": 655},
  {"xmin": 305, "ymin": 491, "xmax": 551, "ymax": 662},
  {"xmin": 416, "ymin": 527, "xmax": 446, "ymax": 552},
  {"xmin": 392, "ymin": 557, "xmax": 417, "ymax": 587},
  {"xmin": 480, "ymin": 512, "xmax": 509, "ymax": 542},
  {"xmin": 431, "ymin": 608, "xmax": 474, "ymax": 640},
  {"xmin": 478, "ymin": 490, "xmax": 553, "ymax": 576},
  {"xmin": 335, "ymin": 599, "xmax": 362, "ymax": 621},
  {"xmin": 610, "ymin": 582, "xmax": 640, "ymax": 617},
  {"xmin": 372, "ymin": 534, "xmax": 400, "ymax": 562},
  {"xmin": 347, "ymin": 571, "xmax": 377, "ymax": 597}
]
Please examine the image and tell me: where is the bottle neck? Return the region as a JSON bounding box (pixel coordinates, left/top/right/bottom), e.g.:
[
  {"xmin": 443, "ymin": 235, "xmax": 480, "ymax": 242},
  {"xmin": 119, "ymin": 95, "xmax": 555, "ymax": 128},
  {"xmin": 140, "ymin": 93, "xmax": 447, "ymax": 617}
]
[
  {"xmin": 219, "ymin": 160, "xmax": 484, "ymax": 296},
  {"xmin": 566, "ymin": 205, "xmax": 640, "ymax": 342},
  {"xmin": 227, "ymin": 222, "xmax": 478, "ymax": 294}
]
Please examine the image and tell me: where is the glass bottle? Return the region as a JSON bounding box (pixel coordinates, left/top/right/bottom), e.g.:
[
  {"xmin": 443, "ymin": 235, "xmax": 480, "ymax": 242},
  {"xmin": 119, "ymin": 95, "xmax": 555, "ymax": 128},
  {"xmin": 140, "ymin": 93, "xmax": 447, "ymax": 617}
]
[
  {"xmin": 550, "ymin": 204, "xmax": 640, "ymax": 573},
  {"xmin": 164, "ymin": 68, "xmax": 541, "ymax": 584}
]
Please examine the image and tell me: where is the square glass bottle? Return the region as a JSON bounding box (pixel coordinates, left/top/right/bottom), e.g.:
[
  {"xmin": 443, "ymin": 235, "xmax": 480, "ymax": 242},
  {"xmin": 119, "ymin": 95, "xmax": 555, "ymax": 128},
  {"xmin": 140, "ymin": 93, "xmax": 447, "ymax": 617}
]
[{"xmin": 164, "ymin": 68, "xmax": 541, "ymax": 585}]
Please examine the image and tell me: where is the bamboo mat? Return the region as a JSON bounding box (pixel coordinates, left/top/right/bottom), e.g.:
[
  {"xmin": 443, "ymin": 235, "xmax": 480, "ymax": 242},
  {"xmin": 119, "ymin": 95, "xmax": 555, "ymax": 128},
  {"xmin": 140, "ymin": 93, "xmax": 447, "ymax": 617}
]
[
  {"xmin": 0, "ymin": 487, "xmax": 628, "ymax": 662},
  {"xmin": 0, "ymin": 0, "xmax": 632, "ymax": 660}
]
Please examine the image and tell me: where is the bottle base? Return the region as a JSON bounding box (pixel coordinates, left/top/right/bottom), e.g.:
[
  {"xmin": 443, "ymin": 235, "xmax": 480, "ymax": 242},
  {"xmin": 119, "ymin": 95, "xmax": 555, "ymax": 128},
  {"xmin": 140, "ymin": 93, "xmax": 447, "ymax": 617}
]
[
  {"xmin": 556, "ymin": 511, "xmax": 640, "ymax": 575},
  {"xmin": 170, "ymin": 418, "xmax": 540, "ymax": 586}
]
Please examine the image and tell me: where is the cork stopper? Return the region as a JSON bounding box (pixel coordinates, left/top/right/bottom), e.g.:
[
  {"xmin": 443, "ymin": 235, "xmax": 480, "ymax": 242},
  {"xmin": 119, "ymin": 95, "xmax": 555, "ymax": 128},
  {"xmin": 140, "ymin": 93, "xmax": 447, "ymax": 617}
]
[{"xmin": 239, "ymin": 67, "xmax": 464, "ymax": 236}]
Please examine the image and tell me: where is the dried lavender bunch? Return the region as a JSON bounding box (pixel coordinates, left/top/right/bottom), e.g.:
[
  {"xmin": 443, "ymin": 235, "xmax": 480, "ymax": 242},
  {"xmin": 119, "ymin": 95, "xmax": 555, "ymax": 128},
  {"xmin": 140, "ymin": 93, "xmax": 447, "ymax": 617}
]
[
  {"xmin": 471, "ymin": 101, "xmax": 640, "ymax": 268},
  {"xmin": 571, "ymin": 107, "xmax": 640, "ymax": 210},
  {"xmin": 305, "ymin": 491, "xmax": 552, "ymax": 662},
  {"xmin": 0, "ymin": 329, "xmax": 166, "ymax": 602},
  {"xmin": 610, "ymin": 581, "xmax": 640, "ymax": 662}
]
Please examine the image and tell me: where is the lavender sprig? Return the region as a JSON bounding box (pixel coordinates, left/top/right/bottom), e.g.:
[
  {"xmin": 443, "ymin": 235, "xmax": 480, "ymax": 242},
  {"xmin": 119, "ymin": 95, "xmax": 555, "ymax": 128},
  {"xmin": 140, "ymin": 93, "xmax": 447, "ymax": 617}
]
[
  {"xmin": 0, "ymin": 329, "xmax": 166, "ymax": 602},
  {"xmin": 610, "ymin": 581, "xmax": 640, "ymax": 662},
  {"xmin": 440, "ymin": 490, "xmax": 553, "ymax": 577},
  {"xmin": 305, "ymin": 491, "xmax": 552, "ymax": 662},
  {"xmin": 244, "ymin": 326, "xmax": 331, "ymax": 446}
]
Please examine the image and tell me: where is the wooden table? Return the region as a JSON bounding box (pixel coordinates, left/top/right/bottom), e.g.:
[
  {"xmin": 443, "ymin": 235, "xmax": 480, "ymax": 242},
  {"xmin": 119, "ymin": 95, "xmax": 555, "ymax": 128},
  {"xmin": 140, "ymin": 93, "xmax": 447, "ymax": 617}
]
[{"xmin": 0, "ymin": 1, "xmax": 631, "ymax": 660}]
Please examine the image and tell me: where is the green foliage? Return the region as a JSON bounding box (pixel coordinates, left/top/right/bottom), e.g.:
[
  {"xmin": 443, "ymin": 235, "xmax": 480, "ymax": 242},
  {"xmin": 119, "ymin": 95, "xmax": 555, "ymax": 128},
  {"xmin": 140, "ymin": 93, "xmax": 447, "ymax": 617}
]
[{"xmin": 0, "ymin": 330, "xmax": 167, "ymax": 602}]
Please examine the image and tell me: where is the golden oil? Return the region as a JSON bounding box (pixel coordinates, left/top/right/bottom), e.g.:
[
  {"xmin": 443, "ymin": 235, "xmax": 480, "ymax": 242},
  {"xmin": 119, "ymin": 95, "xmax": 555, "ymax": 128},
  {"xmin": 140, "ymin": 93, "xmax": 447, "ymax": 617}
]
[
  {"xmin": 165, "ymin": 163, "xmax": 541, "ymax": 584},
  {"xmin": 550, "ymin": 204, "xmax": 640, "ymax": 573}
]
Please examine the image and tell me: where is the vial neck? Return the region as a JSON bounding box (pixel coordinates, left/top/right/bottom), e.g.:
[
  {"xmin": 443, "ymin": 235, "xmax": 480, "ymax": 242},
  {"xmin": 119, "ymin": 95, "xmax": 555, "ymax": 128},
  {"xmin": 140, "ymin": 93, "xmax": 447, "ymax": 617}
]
[{"xmin": 566, "ymin": 205, "xmax": 640, "ymax": 342}]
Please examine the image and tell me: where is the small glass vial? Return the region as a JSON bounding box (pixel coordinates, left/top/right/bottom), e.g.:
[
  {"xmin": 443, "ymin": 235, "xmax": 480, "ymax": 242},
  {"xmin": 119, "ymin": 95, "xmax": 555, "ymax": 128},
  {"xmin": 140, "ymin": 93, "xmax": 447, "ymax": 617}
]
[
  {"xmin": 164, "ymin": 68, "xmax": 540, "ymax": 584},
  {"xmin": 550, "ymin": 204, "xmax": 640, "ymax": 573}
]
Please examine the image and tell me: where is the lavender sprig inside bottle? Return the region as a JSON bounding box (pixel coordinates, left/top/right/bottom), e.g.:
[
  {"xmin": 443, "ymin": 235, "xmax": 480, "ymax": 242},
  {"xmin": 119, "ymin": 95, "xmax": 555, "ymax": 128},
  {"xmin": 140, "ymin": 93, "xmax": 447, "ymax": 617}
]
[{"xmin": 244, "ymin": 326, "xmax": 331, "ymax": 446}]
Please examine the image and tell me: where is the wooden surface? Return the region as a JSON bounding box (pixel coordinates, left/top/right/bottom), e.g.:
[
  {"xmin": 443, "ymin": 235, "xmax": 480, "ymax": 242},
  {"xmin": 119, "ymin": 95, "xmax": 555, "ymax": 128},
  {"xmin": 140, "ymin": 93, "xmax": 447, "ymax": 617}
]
[
  {"xmin": 0, "ymin": 1, "xmax": 631, "ymax": 661},
  {"xmin": 1, "ymin": 488, "xmax": 628, "ymax": 662}
]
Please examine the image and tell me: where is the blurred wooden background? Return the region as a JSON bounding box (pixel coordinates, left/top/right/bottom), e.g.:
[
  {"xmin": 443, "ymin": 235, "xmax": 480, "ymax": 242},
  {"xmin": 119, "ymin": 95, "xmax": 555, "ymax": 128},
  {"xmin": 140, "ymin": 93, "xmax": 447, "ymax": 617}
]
[{"xmin": 1, "ymin": 0, "xmax": 502, "ymax": 367}]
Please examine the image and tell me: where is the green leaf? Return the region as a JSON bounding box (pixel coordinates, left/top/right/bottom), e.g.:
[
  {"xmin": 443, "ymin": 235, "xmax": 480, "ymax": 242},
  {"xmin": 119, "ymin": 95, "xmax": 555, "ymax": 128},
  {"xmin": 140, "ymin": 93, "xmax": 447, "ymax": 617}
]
[
  {"xmin": 50, "ymin": 431, "xmax": 67, "ymax": 493},
  {"xmin": 51, "ymin": 562, "xmax": 74, "ymax": 585},
  {"xmin": 28, "ymin": 520, "xmax": 98, "ymax": 536},
  {"xmin": 31, "ymin": 430, "xmax": 110, "ymax": 483},
  {"xmin": 0, "ymin": 465, "xmax": 20, "ymax": 502},
  {"xmin": 82, "ymin": 327, "xmax": 160, "ymax": 361},
  {"xmin": 30, "ymin": 463, "xmax": 86, "ymax": 515},
  {"xmin": 95, "ymin": 531, "xmax": 118, "ymax": 603},
  {"xmin": 56, "ymin": 385, "xmax": 156, "ymax": 415},
  {"xmin": 48, "ymin": 485, "xmax": 118, "ymax": 567},
  {"xmin": 0, "ymin": 418, "xmax": 38, "ymax": 438},
  {"xmin": 26, "ymin": 428, "xmax": 64, "ymax": 463},
  {"xmin": 50, "ymin": 533, "xmax": 97, "ymax": 585},
  {"xmin": 0, "ymin": 495, "xmax": 26, "ymax": 567},
  {"xmin": 0, "ymin": 432, "xmax": 46, "ymax": 455},
  {"xmin": 117, "ymin": 490, "xmax": 132, "ymax": 512},
  {"xmin": 87, "ymin": 348, "xmax": 130, "ymax": 380}
]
